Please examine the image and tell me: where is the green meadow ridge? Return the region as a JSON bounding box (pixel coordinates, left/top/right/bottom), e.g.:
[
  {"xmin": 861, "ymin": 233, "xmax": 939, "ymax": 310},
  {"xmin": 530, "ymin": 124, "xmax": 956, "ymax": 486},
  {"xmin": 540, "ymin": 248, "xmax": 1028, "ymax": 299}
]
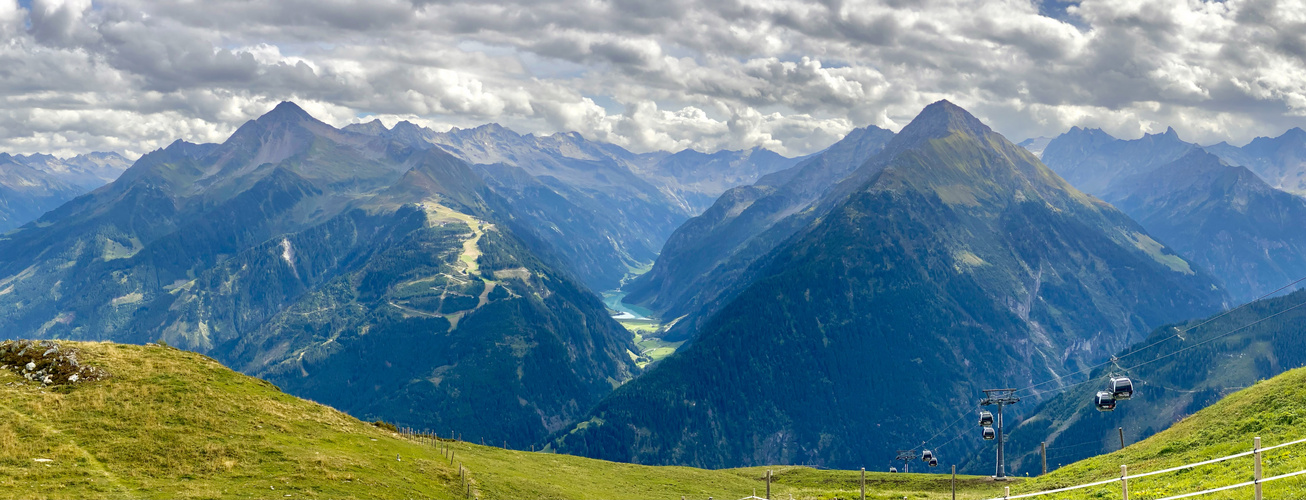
[
  {"xmin": 4, "ymin": 340, "xmax": 1306, "ymax": 499},
  {"xmin": 0, "ymin": 340, "xmax": 1008, "ymax": 500},
  {"xmin": 1001, "ymin": 365, "xmax": 1306, "ymax": 499}
]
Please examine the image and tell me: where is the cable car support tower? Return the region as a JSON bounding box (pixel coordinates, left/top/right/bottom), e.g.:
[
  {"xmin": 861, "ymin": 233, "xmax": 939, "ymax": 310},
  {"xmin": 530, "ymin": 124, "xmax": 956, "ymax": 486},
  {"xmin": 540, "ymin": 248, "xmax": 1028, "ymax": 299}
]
[
  {"xmin": 980, "ymin": 388, "xmax": 1020, "ymax": 480},
  {"xmin": 894, "ymin": 450, "xmax": 919, "ymax": 474}
]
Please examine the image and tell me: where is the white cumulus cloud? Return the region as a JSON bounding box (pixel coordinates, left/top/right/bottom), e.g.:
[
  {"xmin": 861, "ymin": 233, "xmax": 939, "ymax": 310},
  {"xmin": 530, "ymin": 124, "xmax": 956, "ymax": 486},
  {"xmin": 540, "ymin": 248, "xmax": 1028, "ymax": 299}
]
[{"xmin": 1, "ymin": 0, "xmax": 1306, "ymax": 158}]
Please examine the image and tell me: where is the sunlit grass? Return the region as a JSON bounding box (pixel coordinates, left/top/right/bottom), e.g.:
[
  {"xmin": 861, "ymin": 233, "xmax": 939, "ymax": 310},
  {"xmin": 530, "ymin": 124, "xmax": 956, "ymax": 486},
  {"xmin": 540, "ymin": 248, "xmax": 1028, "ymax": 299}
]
[
  {"xmin": 0, "ymin": 342, "xmax": 462, "ymax": 500},
  {"xmin": 7, "ymin": 341, "xmax": 1301, "ymax": 500},
  {"xmin": 1013, "ymin": 366, "xmax": 1306, "ymax": 499},
  {"xmin": 0, "ymin": 341, "xmax": 1008, "ymax": 500}
]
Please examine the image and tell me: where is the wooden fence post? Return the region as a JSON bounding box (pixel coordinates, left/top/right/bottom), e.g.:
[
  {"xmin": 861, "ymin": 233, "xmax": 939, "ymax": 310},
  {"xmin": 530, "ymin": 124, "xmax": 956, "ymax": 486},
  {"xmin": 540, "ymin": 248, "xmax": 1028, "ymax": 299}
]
[
  {"xmin": 1003, "ymin": 486, "xmax": 1009, "ymax": 499},
  {"xmin": 766, "ymin": 469, "xmax": 771, "ymax": 500},
  {"xmin": 951, "ymin": 465, "xmax": 956, "ymax": 500},
  {"xmin": 1120, "ymin": 464, "xmax": 1129, "ymax": 500},
  {"xmin": 1041, "ymin": 442, "xmax": 1047, "ymax": 475},
  {"xmin": 1118, "ymin": 427, "xmax": 1125, "ymax": 450},
  {"xmin": 860, "ymin": 467, "xmax": 865, "ymax": 500},
  {"xmin": 1254, "ymin": 437, "xmax": 1263, "ymax": 500}
]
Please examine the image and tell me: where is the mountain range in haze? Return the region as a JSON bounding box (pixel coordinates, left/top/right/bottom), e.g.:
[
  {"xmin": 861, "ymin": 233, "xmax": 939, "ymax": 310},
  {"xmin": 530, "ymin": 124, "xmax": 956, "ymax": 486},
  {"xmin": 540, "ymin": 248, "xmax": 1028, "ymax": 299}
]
[
  {"xmin": 1033, "ymin": 126, "xmax": 1306, "ymax": 303},
  {"xmin": 0, "ymin": 151, "xmax": 131, "ymax": 232},
  {"xmin": 340, "ymin": 119, "xmax": 801, "ymax": 290}
]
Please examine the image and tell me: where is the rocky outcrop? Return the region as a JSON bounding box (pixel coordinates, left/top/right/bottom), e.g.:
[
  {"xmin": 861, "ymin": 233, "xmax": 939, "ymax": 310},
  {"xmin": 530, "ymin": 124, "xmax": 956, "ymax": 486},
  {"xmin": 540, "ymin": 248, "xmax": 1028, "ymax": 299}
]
[{"xmin": 0, "ymin": 340, "xmax": 109, "ymax": 386}]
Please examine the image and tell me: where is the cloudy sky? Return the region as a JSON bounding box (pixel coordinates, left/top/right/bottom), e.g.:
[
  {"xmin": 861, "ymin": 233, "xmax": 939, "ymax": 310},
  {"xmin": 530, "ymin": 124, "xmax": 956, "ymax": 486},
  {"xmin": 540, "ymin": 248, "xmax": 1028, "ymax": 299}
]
[{"xmin": 2, "ymin": 0, "xmax": 1306, "ymax": 158}]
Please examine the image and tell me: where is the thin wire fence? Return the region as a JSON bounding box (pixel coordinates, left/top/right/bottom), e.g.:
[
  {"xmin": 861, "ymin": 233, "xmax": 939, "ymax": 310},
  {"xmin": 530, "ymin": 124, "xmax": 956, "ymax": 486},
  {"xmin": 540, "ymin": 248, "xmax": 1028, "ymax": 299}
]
[{"xmin": 985, "ymin": 436, "xmax": 1305, "ymax": 500}]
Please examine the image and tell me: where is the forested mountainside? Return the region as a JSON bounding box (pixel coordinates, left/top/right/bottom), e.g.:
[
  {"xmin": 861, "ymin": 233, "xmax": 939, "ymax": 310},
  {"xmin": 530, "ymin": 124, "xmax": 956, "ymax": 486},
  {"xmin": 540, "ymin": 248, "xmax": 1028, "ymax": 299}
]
[
  {"xmin": 1001, "ymin": 288, "xmax": 1306, "ymax": 475},
  {"xmin": 551, "ymin": 101, "xmax": 1226, "ymax": 469},
  {"xmin": 1038, "ymin": 128, "xmax": 1306, "ymax": 302},
  {"xmin": 621, "ymin": 125, "xmax": 895, "ymax": 341},
  {"xmin": 0, "ymin": 102, "xmax": 638, "ymax": 447}
]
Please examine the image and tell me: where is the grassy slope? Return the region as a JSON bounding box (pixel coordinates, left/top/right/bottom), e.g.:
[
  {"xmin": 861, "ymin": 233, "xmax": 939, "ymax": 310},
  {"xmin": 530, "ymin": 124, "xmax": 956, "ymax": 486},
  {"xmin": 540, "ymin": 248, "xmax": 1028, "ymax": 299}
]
[
  {"xmin": 453, "ymin": 446, "xmax": 1008, "ymax": 500},
  {"xmin": 7, "ymin": 341, "xmax": 1306, "ymax": 500},
  {"xmin": 1, "ymin": 341, "xmax": 1008, "ymax": 500},
  {"xmin": 1013, "ymin": 366, "xmax": 1306, "ymax": 499},
  {"xmin": 0, "ymin": 342, "xmax": 463, "ymax": 500}
]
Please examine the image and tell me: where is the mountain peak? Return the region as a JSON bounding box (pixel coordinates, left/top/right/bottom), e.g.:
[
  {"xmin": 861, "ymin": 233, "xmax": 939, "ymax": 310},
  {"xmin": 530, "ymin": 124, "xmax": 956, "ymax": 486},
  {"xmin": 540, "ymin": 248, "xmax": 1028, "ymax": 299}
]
[
  {"xmin": 918, "ymin": 99, "xmax": 972, "ymax": 121},
  {"xmin": 1283, "ymin": 127, "xmax": 1306, "ymax": 141},
  {"xmin": 467, "ymin": 123, "xmax": 518, "ymax": 138},
  {"xmin": 896, "ymin": 99, "xmax": 992, "ymax": 142},
  {"xmin": 1145, "ymin": 126, "xmax": 1181, "ymax": 141},
  {"xmin": 391, "ymin": 120, "xmax": 422, "ymax": 132},
  {"xmin": 1063, "ymin": 126, "xmax": 1111, "ymax": 137},
  {"xmin": 222, "ymin": 101, "xmax": 323, "ymax": 154},
  {"xmin": 343, "ymin": 119, "xmax": 388, "ymax": 136},
  {"xmin": 257, "ymin": 101, "xmax": 313, "ymax": 124}
]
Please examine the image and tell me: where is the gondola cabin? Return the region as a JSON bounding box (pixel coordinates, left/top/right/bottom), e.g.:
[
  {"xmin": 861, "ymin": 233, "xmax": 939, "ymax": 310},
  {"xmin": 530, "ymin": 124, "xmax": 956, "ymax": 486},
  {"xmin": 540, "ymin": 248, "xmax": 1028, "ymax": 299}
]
[
  {"xmin": 982, "ymin": 426, "xmax": 995, "ymax": 440},
  {"xmin": 1111, "ymin": 376, "xmax": 1134, "ymax": 400},
  {"xmin": 979, "ymin": 410, "xmax": 994, "ymax": 427},
  {"xmin": 889, "ymin": 467, "xmax": 898, "ymax": 473},
  {"xmin": 922, "ymin": 450, "xmax": 934, "ymax": 462},
  {"xmin": 1095, "ymin": 391, "xmax": 1117, "ymax": 411},
  {"xmin": 928, "ymin": 458, "xmax": 939, "ymax": 467}
]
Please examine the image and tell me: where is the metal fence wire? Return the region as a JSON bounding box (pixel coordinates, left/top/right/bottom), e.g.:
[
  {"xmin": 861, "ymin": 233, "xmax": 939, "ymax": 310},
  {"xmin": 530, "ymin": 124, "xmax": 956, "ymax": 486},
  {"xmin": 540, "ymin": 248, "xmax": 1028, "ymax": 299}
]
[{"xmin": 986, "ymin": 436, "xmax": 1306, "ymax": 500}]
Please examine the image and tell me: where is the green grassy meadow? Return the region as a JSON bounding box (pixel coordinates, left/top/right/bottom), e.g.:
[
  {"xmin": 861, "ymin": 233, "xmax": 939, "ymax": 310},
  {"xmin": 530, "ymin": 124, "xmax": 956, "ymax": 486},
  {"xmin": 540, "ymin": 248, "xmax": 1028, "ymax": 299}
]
[
  {"xmin": 0, "ymin": 341, "xmax": 1006, "ymax": 499},
  {"xmin": 1010, "ymin": 366, "xmax": 1306, "ymax": 499},
  {"xmin": 4, "ymin": 341, "xmax": 1305, "ymax": 499}
]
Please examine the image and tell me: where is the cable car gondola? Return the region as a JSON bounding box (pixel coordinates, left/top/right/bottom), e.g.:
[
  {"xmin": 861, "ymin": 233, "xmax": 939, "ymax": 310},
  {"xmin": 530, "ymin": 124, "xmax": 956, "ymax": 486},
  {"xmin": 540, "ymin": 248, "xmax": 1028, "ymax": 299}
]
[
  {"xmin": 982, "ymin": 426, "xmax": 996, "ymax": 440},
  {"xmin": 979, "ymin": 410, "xmax": 994, "ymax": 427},
  {"xmin": 921, "ymin": 450, "xmax": 934, "ymax": 462},
  {"xmin": 1110, "ymin": 376, "xmax": 1134, "ymax": 400},
  {"xmin": 928, "ymin": 458, "xmax": 939, "ymax": 467},
  {"xmin": 1094, "ymin": 391, "xmax": 1117, "ymax": 412},
  {"xmin": 889, "ymin": 467, "xmax": 898, "ymax": 473}
]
